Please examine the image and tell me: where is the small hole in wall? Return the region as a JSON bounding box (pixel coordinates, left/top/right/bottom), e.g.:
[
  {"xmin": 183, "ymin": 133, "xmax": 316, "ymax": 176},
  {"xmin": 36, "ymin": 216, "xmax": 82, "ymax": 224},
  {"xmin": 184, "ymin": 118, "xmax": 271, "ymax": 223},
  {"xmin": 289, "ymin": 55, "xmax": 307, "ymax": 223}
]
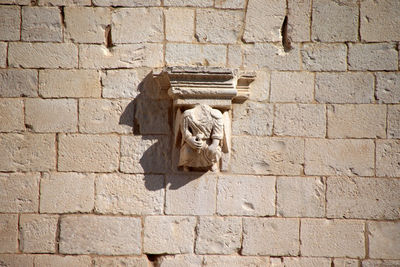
[
  {"xmin": 281, "ymin": 16, "xmax": 292, "ymax": 52},
  {"xmin": 105, "ymin": 25, "xmax": 113, "ymax": 49}
]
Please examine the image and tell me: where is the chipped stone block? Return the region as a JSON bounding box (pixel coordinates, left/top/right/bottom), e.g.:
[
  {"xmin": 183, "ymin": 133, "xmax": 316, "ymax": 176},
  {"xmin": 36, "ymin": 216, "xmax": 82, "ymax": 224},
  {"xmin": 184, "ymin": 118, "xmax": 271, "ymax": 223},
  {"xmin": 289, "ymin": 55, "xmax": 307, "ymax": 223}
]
[
  {"xmin": 270, "ymin": 71, "xmax": 313, "ymax": 103},
  {"xmin": 38, "ymin": 0, "xmax": 91, "ymax": 5},
  {"xmin": 0, "ymin": 42, "xmax": 7, "ymax": 67},
  {"xmin": 21, "ymin": 7, "xmax": 62, "ymax": 42},
  {"xmin": 0, "ymin": 99, "xmax": 24, "ymax": 132},
  {"xmin": 203, "ymin": 256, "xmax": 269, "ymax": 267},
  {"xmin": 348, "ymin": 43, "xmax": 398, "ymax": 71},
  {"xmin": 93, "ymin": 257, "xmax": 149, "ymax": 267},
  {"xmin": 93, "ymin": 0, "xmax": 160, "ymax": 6},
  {"xmin": 164, "ymin": 0, "xmax": 213, "ymax": 7},
  {"xmin": 0, "ymin": 6, "xmax": 20, "ymax": 41},
  {"xmin": 376, "ymin": 140, "xmax": 400, "ymax": 177},
  {"xmin": 232, "ymin": 102, "xmax": 273, "ymax": 136},
  {"xmin": 376, "ymin": 72, "xmax": 400, "ymax": 103},
  {"xmin": 368, "ymin": 221, "xmax": 400, "ymax": 260},
  {"xmin": 166, "ymin": 43, "xmax": 227, "ymax": 67},
  {"xmin": 215, "ymin": 0, "xmax": 245, "ymax": 9},
  {"xmin": 388, "ymin": 105, "xmax": 400, "ymax": 138},
  {"xmin": 301, "ymin": 43, "xmax": 347, "ymax": 71},
  {"xmin": 165, "ymin": 8, "xmax": 194, "ymax": 42},
  {"xmin": 0, "ymin": 214, "xmax": 18, "ymax": 253},
  {"xmin": 0, "ymin": 254, "xmax": 33, "ymax": 267},
  {"xmin": 288, "ymin": 0, "xmax": 311, "ymax": 42},
  {"xmin": 0, "ymin": 69, "xmax": 38, "ymax": 97},
  {"xmin": 34, "ymin": 255, "xmax": 92, "ymax": 267}
]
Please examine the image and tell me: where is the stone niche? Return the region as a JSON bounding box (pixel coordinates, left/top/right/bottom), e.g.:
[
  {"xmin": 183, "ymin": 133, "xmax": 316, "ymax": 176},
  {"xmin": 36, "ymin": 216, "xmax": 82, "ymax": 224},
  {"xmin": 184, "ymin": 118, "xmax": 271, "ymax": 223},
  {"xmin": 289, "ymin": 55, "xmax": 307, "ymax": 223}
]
[{"xmin": 154, "ymin": 67, "xmax": 255, "ymax": 172}]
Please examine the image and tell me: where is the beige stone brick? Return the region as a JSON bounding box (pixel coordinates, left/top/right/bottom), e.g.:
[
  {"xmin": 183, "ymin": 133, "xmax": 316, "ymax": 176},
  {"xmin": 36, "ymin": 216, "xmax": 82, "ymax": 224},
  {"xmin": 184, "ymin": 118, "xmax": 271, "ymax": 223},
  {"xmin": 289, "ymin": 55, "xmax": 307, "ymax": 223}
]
[
  {"xmin": 362, "ymin": 260, "xmax": 400, "ymax": 267},
  {"xmin": 0, "ymin": 133, "xmax": 55, "ymax": 172},
  {"xmin": 301, "ymin": 219, "xmax": 364, "ymax": 257},
  {"xmin": 348, "ymin": 43, "xmax": 398, "ymax": 71},
  {"xmin": 144, "ymin": 216, "xmax": 196, "ymax": 254},
  {"xmin": 333, "ymin": 259, "xmax": 359, "ymax": 267},
  {"xmin": 231, "ymin": 136, "xmax": 304, "ymax": 175},
  {"xmin": 60, "ymin": 215, "xmax": 141, "ymax": 255},
  {"xmin": 19, "ymin": 214, "xmax": 58, "ymax": 253},
  {"xmin": 327, "ymin": 177, "xmax": 400, "ymax": 220},
  {"xmin": 305, "ymin": 139, "xmax": 374, "ymax": 176},
  {"xmin": 93, "ymin": 257, "xmax": 149, "ymax": 267},
  {"xmin": 65, "ymin": 7, "xmax": 110, "ymax": 43},
  {"xmin": 0, "ymin": 173, "xmax": 39, "ymax": 213},
  {"xmin": 0, "ymin": 214, "xmax": 18, "ymax": 253},
  {"xmin": 376, "ymin": 72, "xmax": 400, "ymax": 103},
  {"xmin": 204, "ymin": 256, "xmax": 269, "ymax": 267},
  {"xmin": 166, "ymin": 43, "xmax": 226, "ymax": 67},
  {"xmin": 274, "ymin": 104, "xmax": 326, "ymax": 137},
  {"xmin": 133, "ymin": 99, "xmax": 170, "ymax": 134},
  {"xmin": 270, "ymin": 72, "xmax": 314, "ymax": 103},
  {"xmin": 388, "ymin": 105, "xmax": 400, "ymax": 138},
  {"xmin": 217, "ymin": 175, "xmax": 275, "ymax": 216},
  {"xmin": 243, "ymin": 218, "xmax": 299, "ymax": 256},
  {"xmin": 25, "ymin": 98, "xmax": 77, "ymax": 133},
  {"xmin": 40, "ymin": 172, "xmax": 94, "ymax": 213},
  {"xmin": 232, "ymin": 102, "xmax": 273, "ymax": 136},
  {"xmin": 21, "ymin": 7, "xmax": 62, "ymax": 42},
  {"xmin": 58, "ymin": 134, "xmax": 119, "ymax": 172},
  {"xmin": 0, "ymin": 99, "xmax": 24, "ymax": 132},
  {"xmin": 368, "ymin": 221, "xmax": 400, "ymax": 260},
  {"xmin": 165, "ymin": 8, "xmax": 194, "ymax": 42},
  {"xmin": 301, "ymin": 43, "xmax": 347, "ymax": 71},
  {"xmin": 39, "ymin": 69, "xmax": 101, "ymax": 98},
  {"xmin": 0, "ymin": 42, "xmax": 6, "ymax": 67},
  {"xmin": 315, "ymin": 72, "xmax": 374, "ymax": 103},
  {"xmin": 159, "ymin": 255, "xmax": 203, "ymax": 267},
  {"xmin": 93, "ymin": 0, "xmax": 160, "ymax": 6},
  {"xmin": 38, "ymin": 0, "xmax": 91, "ymax": 5},
  {"xmin": 227, "ymin": 45, "xmax": 242, "ymax": 68},
  {"xmin": 9, "ymin": 42, "xmax": 78, "ymax": 69},
  {"xmin": 327, "ymin": 104, "xmax": 386, "ymax": 138},
  {"xmin": 288, "ymin": 0, "xmax": 311, "ymax": 42},
  {"xmin": 312, "ymin": 0, "xmax": 358, "ymax": 42},
  {"xmin": 0, "ymin": 6, "xmax": 20, "ymax": 41},
  {"xmin": 277, "ymin": 257, "xmax": 331, "ymax": 267},
  {"xmin": 164, "ymin": 0, "xmax": 213, "ymax": 7},
  {"xmin": 0, "ymin": 254, "xmax": 33, "ymax": 267},
  {"xmin": 0, "ymin": 0, "xmax": 30, "ymax": 4},
  {"xmin": 95, "ymin": 173, "xmax": 164, "ymax": 215},
  {"xmin": 376, "ymin": 140, "xmax": 400, "ymax": 177},
  {"xmin": 361, "ymin": 0, "xmax": 400, "ymax": 42},
  {"xmin": 165, "ymin": 174, "xmax": 216, "ymax": 215},
  {"xmin": 34, "ymin": 255, "xmax": 92, "ymax": 267},
  {"xmin": 249, "ymin": 71, "xmax": 269, "ymax": 101},
  {"xmin": 0, "ymin": 69, "xmax": 38, "ymax": 97},
  {"xmin": 215, "ymin": 0, "xmax": 245, "ymax": 9}
]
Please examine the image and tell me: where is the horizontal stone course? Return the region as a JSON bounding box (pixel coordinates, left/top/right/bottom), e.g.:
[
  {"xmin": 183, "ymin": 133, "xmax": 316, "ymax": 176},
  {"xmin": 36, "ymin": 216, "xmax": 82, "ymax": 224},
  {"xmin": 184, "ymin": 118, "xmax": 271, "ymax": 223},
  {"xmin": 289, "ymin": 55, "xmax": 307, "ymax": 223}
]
[
  {"xmin": 348, "ymin": 43, "xmax": 398, "ymax": 71},
  {"xmin": 0, "ymin": 69, "xmax": 38, "ymax": 98}
]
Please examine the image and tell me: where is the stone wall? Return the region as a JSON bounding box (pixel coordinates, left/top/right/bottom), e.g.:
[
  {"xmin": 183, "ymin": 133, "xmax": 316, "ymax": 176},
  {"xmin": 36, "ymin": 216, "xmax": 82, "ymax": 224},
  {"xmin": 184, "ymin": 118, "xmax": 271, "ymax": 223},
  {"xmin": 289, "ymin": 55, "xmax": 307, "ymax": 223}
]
[{"xmin": 0, "ymin": 0, "xmax": 399, "ymax": 266}]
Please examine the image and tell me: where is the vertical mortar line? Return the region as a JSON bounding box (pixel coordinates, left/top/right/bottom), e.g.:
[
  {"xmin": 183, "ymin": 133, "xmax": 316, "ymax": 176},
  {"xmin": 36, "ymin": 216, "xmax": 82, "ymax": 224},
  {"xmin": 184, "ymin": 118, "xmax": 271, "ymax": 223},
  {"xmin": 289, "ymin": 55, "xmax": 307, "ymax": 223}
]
[
  {"xmin": 312, "ymin": 72, "xmax": 316, "ymax": 103},
  {"xmin": 324, "ymin": 176, "xmax": 327, "ymax": 218},
  {"xmin": 239, "ymin": 0, "xmax": 250, "ymax": 43},
  {"xmin": 193, "ymin": 215, "xmax": 200, "ymax": 254},
  {"xmin": 193, "ymin": 7, "xmax": 198, "ymax": 43},
  {"xmin": 225, "ymin": 45, "xmax": 229, "ymax": 67},
  {"xmin": 364, "ymin": 220, "xmax": 369, "ymax": 259},
  {"xmin": 268, "ymin": 71, "xmax": 272, "ymax": 103},
  {"xmin": 272, "ymin": 103, "xmax": 276, "ymax": 136},
  {"xmin": 5, "ymin": 42, "xmax": 9, "ymax": 67},
  {"xmin": 274, "ymin": 176, "xmax": 278, "ymax": 216},
  {"xmin": 163, "ymin": 174, "xmax": 167, "ymax": 215},
  {"xmin": 239, "ymin": 217, "xmax": 244, "ymax": 255},
  {"xmin": 298, "ymin": 218, "xmax": 302, "ymax": 256},
  {"xmin": 55, "ymin": 133, "xmax": 59, "ymax": 171},
  {"xmin": 38, "ymin": 172, "xmax": 43, "ymax": 214},
  {"xmin": 162, "ymin": 6, "xmax": 167, "ymax": 67},
  {"xmin": 56, "ymin": 215, "xmax": 62, "ymax": 254},
  {"xmin": 140, "ymin": 215, "xmax": 144, "ymax": 256},
  {"xmin": 309, "ymin": 0, "xmax": 313, "ymax": 41},
  {"xmin": 17, "ymin": 213, "xmax": 21, "ymax": 253},
  {"xmin": 385, "ymin": 104, "xmax": 388, "ymax": 139},
  {"xmin": 325, "ymin": 103, "xmax": 328, "ymax": 138},
  {"xmin": 357, "ymin": 0, "xmax": 361, "ymax": 42},
  {"xmin": 19, "ymin": 6, "xmax": 22, "ymax": 41},
  {"xmin": 77, "ymin": 98, "xmax": 80, "ymax": 133},
  {"xmin": 373, "ymin": 139, "xmax": 376, "ymax": 178},
  {"xmin": 60, "ymin": 6, "xmax": 65, "ymax": 43}
]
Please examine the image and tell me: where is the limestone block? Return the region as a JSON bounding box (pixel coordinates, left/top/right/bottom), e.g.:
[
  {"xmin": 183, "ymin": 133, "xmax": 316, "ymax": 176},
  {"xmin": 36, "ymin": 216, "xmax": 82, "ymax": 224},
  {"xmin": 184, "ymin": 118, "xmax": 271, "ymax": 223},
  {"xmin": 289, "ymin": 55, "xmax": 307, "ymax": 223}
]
[
  {"xmin": 19, "ymin": 214, "xmax": 58, "ymax": 253},
  {"xmin": 93, "ymin": 257, "xmax": 149, "ymax": 267},
  {"xmin": 227, "ymin": 45, "xmax": 242, "ymax": 68},
  {"xmin": 0, "ymin": 214, "xmax": 18, "ymax": 253},
  {"xmin": 9, "ymin": 43, "xmax": 78, "ymax": 68},
  {"xmin": 40, "ymin": 172, "xmax": 95, "ymax": 213},
  {"xmin": 270, "ymin": 72, "xmax": 313, "ymax": 103},
  {"xmin": 60, "ymin": 215, "xmax": 141, "ymax": 255},
  {"xmin": 112, "ymin": 8, "xmax": 163, "ymax": 44},
  {"xmin": 348, "ymin": 43, "xmax": 398, "ymax": 71},
  {"xmin": 288, "ymin": 0, "xmax": 311, "ymax": 42},
  {"xmin": 25, "ymin": 98, "xmax": 78, "ymax": 133},
  {"xmin": 0, "ymin": 173, "xmax": 39, "ymax": 213},
  {"xmin": 203, "ymin": 256, "xmax": 269, "ymax": 267},
  {"xmin": 376, "ymin": 72, "xmax": 400, "ymax": 103},
  {"xmin": 165, "ymin": 8, "xmax": 194, "ymax": 42},
  {"xmin": 327, "ymin": 104, "xmax": 386, "ymax": 138},
  {"xmin": 0, "ymin": 0, "xmax": 29, "ymax": 4},
  {"xmin": 315, "ymin": 72, "xmax": 374, "ymax": 103},
  {"xmin": 21, "ymin": 7, "xmax": 62, "ymax": 42},
  {"xmin": 0, "ymin": 133, "xmax": 55, "ymax": 172},
  {"xmin": 166, "ymin": 43, "xmax": 226, "ymax": 67},
  {"xmin": 362, "ymin": 260, "xmax": 400, "ymax": 267},
  {"xmin": 333, "ymin": 259, "xmax": 359, "ymax": 267},
  {"xmin": 143, "ymin": 216, "xmax": 196, "ymax": 254},
  {"xmin": 0, "ymin": 99, "xmax": 24, "ymax": 132},
  {"xmin": 301, "ymin": 43, "xmax": 347, "ymax": 71},
  {"xmin": 376, "ymin": 140, "xmax": 400, "ymax": 177},
  {"xmin": 39, "ymin": 70, "xmax": 101, "ymax": 98},
  {"xmin": 34, "ymin": 255, "xmax": 92, "ymax": 267},
  {"xmin": 133, "ymin": 99, "xmax": 170, "ymax": 134},
  {"xmin": 388, "ymin": 105, "xmax": 400, "ymax": 138},
  {"xmin": 232, "ymin": 102, "xmax": 273, "ymax": 136},
  {"xmin": 65, "ymin": 7, "xmax": 111, "ymax": 43},
  {"xmin": 248, "ymin": 71, "xmax": 269, "ymax": 101},
  {"xmin": 0, "ymin": 69, "xmax": 38, "ymax": 97},
  {"xmin": 165, "ymin": 174, "xmax": 216, "ymax": 215},
  {"xmin": 93, "ymin": 0, "xmax": 160, "ymax": 6},
  {"xmin": 95, "ymin": 173, "xmax": 164, "ymax": 215},
  {"xmin": 277, "ymin": 177, "xmax": 325, "ymax": 218},
  {"xmin": 159, "ymin": 255, "xmax": 203, "ymax": 267},
  {"xmin": 277, "ymin": 257, "xmax": 331, "ymax": 267},
  {"xmin": 0, "ymin": 42, "xmax": 6, "ymax": 67},
  {"xmin": 215, "ymin": 0, "xmax": 245, "ymax": 9},
  {"xmin": 58, "ymin": 134, "xmax": 119, "ymax": 172},
  {"xmin": 327, "ymin": 177, "xmax": 400, "ymax": 220},
  {"xmin": 305, "ymin": 139, "xmax": 374, "ymax": 176},
  {"xmin": 164, "ymin": 0, "xmax": 213, "ymax": 7},
  {"xmin": 242, "ymin": 218, "xmax": 299, "ymax": 256},
  {"xmin": 368, "ymin": 221, "xmax": 400, "ymax": 259},
  {"xmin": 274, "ymin": 104, "xmax": 326, "ymax": 137},
  {"xmin": 243, "ymin": 0, "xmax": 285, "ymax": 42},
  {"xmin": 231, "ymin": 136, "xmax": 304, "ymax": 175},
  {"xmin": 217, "ymin": 175, "xmax": 275, "ymax": 216},
  {"xmin": 312, "ymin": 0, "xmax": 358, "ymax": 42},
  {"xmin": 360, "ymin": 0, "xmax": 400, "ymax": 42},
  {"xmin": 0, "ymin": 6, "xmax": 20, "ymax": 41},
  {"xmin": 101, "ymin": 69, "xmax": 151, "ymax": 98},
  {"xmin": 38, "ymin": 0, "xmax": 91, "ymax": 5},
  {"xmin": 0, "ymin": 254, "xmax": 33, "ymax": 267},
  {"xmin": 301, "ymin": 219, "xmax": 364, "ymax": 257}
]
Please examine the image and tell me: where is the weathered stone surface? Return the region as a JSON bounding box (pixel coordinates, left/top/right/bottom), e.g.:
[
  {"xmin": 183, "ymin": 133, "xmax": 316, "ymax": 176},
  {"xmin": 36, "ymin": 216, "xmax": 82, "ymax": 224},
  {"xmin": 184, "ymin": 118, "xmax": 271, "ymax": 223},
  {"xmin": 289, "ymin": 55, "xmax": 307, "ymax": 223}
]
[
  {"xmin": 274, "ymin": 104, "xmax": 326, "ymax": 137},
  {"xmin": 348, "ymin": 43, "xmax": 398, "ymax": 71},
  {"xmin": 315, "ymin": 72, "xmax": 374, "ymax": 103},
  {"xmin": 60, "ymin": 215, "xmax": 141, "ymax": 255},
  {"xmin": 248, "ymin": 71, "xmax": 269, "ymax": 101},
  {"xmin": 0, "ymin": 173, "xmax": 39, "ymax": 213},
  {"xmin": 376, "ymin": 140, "xmax": 400, "ymax": 177},
  {"xmin": 164, "ymin": 0, "xmax": 213, "ymax": 7},
  {"xmin": 40, "ymin": 172, "xmax": 94, "ymax": 213},
  {"xmin": 93, "ymin": 257, "xmax": 149, "ymax": 267},
  {"xmin": 0, "ymin": 69, "xmax": 38, "ymax": 97},
  {"xmin": 270, "ymin": 72, "xmax": 314, "ymax": 103},
  {"xmin": 0, "ymin": 0, "xmax": 29, "ymax": 4},
  {"xmin": 0, "ymin": 42, "xmax": 5, "ymax": 67},
  {"xmin": 305, "ymin": 139, "xmax": 374, "ymax": 176},
  {"xmin": 288, "ymin": 0, "xmax": 311, "ymax": 42},
  {"xmin": 242, "ymin": 218, "xmax": 299, "ymax": 256},
  {"xmin": 19, "ymin": 214, "xmax": 58, "ymax": 253},
  {"xmin": 34, "ymin": 255, "xmax": 92, "ymax": 267},
  {"xmin": 231, "ymin": 137, "xmax": 304, "ymax": 175},
  {"xmin": 38, "ymin": 0, "xmax": 91, "ymax": 5},
  {"xmin": 327, "ymin": 104, "xmax": 386, "ymax": 138},
  {"xmin": 368, "ymin": 221, "xmax": 400, "ymax": 259},
  {"xmin": 144, "ymin": 216, "xmax": 196, "ymax": 254},
  {"xmin": 134, "ymin": 99, "xmax": 170, "ymax": 134},
  {"xmin": 217, "ymin": 175, "xmax": 275, "ymax": 216},
  {"xmin": 21, "ymin": 7, "xmax": 62, "ymax": 42},
  {"xmin": 232, "ymin": 102, "xmax": 273, "ymax": 136},
  {"xmin": 93, "ymin": 0, "xmax": 160, "ymax": 6},
  {"xmin": 165, "ymin": 8, "xmax": 194, "ymax": 42},
  {"xmin": 301, "ymin": 219, "xmax": 364, "ymax": 257},
  {"xmin": 362, "ymin": 260, "xmax": 400, "ymax": 267},
  {"xmin": 0, "ymin": 133, "xmax": 55, "ymax": 172},
  {"xmin": 25, "ymin": 99, "xmax": 78, "ymax": 133},
  {"xmin": 274, "ymin": 257, "xmax": 331, "ymax": 267},
  {"xmin": 301, "ymin": 43, "xmax": 347, "ymax": 71},
  {"xmin": 327, "ymin": 177, "xmax": 400, "ymax": 220},
  {"xmin": 376, "ymin": 72, "xmax": 400, "ymax": 103},
  {"xmin": 388, "ymin": 105, "xmax": 400, "ymax": 138},
  {"xmin": 227, "ymin": 45, "xmax": 242, "ymax": 68},
  {"xmin": 0, "ymin": 99, "xmax": 24, "ymax": 132},
  {"xmin": 159, "ymin": 255, "xmax": 203, "ymax": 267},
  {"xmin": 166, "ymin": 43, "xmax": 226, "ymax": 67},
  {"xmin": 165, "ymin": 174, "xmax": 216, "ymax": 215},
  {"xmin": 215, "ymin": 0, "xmax": 245, "ymax": 9},
  {"xmin": 0, "ymin": 254, "xmax": 33, "ymax": 267},
  {"xmin": 277, "ymin": 177, "xmax": 325, "ymax": 218},
  {"xmin": 95, "ymin": 173, "xmax": 164, "ymax": 215},
  {"xmin": 58, "ymin": 134, "xmax": 119, "ymax": 172},
  {"xmin": 65, "ymin": 7, "xmax": 110, "ymax": 43},
  {"xmin": 333, "ymin": 259, "xmax": 359, "ymax": 267},
  {"xmin": 0, "ymin": 214, "xmax": 18, "ymax": 253},
  {"xmin": 0, "ymin": 6, "xmax": 20, "ymax": 41},
  {"xmin": 204, "ymin": 256, "xmax": 269, "ymax": 267}
]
